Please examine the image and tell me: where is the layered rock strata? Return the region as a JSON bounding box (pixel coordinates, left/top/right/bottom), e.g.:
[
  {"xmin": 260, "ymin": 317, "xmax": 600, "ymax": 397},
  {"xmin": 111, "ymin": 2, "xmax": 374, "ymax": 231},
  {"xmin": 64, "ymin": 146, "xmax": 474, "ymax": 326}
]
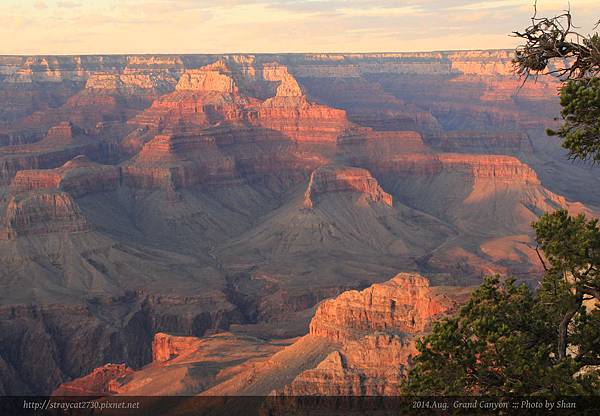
[
  {"xmin": 280, "ymin": 273, "xmax": 453, "ymax": 395},
  {"xmin": 11, "ymin": 155, "xmax": 121, "ymax": 197},
  {"xmin": 0, "ymin": 190, "xmax": 91, "ymax": 239},
  {"xmin": 303, "ymin": 165, "xmax": 393, "ymax": 208}
]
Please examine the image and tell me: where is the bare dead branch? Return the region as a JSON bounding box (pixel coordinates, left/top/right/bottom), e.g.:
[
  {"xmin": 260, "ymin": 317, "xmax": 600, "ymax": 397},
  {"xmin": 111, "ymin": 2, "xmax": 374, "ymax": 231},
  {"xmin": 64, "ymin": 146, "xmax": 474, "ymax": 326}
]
[{"xmin": 512, "ymin": 5, "xmax": 600, "ymax": 82}]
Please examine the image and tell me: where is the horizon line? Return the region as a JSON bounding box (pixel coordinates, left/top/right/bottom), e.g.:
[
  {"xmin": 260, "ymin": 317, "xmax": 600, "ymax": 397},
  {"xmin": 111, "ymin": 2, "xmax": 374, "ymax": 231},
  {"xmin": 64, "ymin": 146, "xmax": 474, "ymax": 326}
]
[{"xmin": 0, "ymin": 48, "xmax": 517, "ymax": 58}]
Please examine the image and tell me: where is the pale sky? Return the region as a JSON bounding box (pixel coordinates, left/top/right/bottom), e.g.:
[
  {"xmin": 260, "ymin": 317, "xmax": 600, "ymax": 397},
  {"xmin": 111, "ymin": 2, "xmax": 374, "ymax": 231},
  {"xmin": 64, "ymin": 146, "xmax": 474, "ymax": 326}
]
[{"xmin": 2, "ymin": 0, "xmax": 599, "ymax": 54}]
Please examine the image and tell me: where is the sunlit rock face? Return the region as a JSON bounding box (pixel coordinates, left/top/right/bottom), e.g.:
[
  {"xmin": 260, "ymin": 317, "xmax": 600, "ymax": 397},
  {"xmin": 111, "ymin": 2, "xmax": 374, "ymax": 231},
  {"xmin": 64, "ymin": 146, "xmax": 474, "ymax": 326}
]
[
  {"xmin": 279, "ymin": 273, "xmax": 454, "ymax": 396},
  {"xmin": 303, "ymin": 165, "xmax": 392, "ymax": 209}
]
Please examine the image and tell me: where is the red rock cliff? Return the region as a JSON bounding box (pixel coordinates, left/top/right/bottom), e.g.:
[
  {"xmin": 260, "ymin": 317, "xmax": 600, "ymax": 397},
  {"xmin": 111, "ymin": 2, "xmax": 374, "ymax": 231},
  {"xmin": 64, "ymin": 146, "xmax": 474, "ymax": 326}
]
[
  {"xmin": 279, "ymin": 273, "xmax": 454, "ymax": 396},
  {"xmin": 303, "ymin": 165, "xmax": 393, "ymax": 209},
  {"xmin": 11, "ymin": 155, "xmax": 121, "ymax": 197},
  {"xmin": 309, "ymin": 273, "xmax": 448, "ymax": 342},
  {"xmin": 152, "ymin": 332, "xmax": 203, "ymax": 363}
]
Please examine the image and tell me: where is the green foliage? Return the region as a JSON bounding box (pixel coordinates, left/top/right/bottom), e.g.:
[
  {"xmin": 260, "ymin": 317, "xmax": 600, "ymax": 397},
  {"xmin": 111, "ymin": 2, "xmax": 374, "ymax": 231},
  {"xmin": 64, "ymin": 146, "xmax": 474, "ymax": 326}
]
[
  {"xmin": 534, "ymin": 209, "xmax": 600, "ymax": 289},
  {"xmin": 404, "ymin": 211, "xmax": 600, "ymax": 395},
  {"xmin": 402, "ymin": 276, "xmax": 594, "ymax": 396},
  {"xmin": 548, "ymin": 79, "xmax": 600, "ymax": 162}
]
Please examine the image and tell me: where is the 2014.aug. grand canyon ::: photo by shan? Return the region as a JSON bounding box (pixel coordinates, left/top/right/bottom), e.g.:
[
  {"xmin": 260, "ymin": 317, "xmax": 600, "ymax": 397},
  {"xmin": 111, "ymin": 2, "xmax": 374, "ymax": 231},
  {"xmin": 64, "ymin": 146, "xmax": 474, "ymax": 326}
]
[{"xmin": 1, "ymin": 0, "xmax": 600, "ymax": 414}]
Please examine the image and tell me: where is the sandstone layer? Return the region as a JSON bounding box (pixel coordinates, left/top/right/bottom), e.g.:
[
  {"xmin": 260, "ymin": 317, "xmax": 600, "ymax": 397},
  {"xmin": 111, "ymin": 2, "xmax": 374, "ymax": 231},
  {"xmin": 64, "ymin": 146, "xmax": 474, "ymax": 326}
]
[
  {"xmin": 279, "ymin": 273, "xmax": 454, "ymax": 396},
  {"xmin": 303, "ymin": 165, "xmax": 392, "ymax": 208}
]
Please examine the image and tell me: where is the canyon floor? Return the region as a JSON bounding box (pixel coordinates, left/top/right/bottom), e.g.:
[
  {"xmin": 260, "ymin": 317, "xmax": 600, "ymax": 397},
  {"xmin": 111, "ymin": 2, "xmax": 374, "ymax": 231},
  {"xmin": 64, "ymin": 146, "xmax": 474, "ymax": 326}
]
[{"xmin": 0, "ymin": 51, "xmax": 598, "ymax": 396}]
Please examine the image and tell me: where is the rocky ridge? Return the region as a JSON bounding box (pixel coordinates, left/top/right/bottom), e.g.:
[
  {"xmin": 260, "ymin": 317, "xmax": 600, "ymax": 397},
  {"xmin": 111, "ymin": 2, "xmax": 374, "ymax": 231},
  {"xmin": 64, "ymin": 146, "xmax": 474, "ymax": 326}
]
[
  {"xmin": 278, "ymin": 273, "xmax": 453, "ymax": 396},
  {"xmin": 57, "ymin": 273, "xmax": 456, "ymax": 397}
]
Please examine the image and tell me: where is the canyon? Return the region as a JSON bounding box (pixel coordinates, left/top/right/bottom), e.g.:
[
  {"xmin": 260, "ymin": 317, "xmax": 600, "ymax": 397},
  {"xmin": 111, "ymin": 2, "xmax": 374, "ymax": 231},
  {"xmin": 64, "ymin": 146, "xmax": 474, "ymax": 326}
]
[{"xmin": 0, "ymin": 51, "xmax": 598, "ymax": 396}]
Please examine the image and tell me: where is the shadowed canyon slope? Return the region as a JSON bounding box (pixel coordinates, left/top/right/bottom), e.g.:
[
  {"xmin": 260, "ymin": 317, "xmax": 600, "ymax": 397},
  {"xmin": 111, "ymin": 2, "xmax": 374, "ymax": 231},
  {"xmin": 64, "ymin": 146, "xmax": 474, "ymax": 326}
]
[{"xmin": 0, "ymin": 51, "xmax": 598, "ymax": 394}]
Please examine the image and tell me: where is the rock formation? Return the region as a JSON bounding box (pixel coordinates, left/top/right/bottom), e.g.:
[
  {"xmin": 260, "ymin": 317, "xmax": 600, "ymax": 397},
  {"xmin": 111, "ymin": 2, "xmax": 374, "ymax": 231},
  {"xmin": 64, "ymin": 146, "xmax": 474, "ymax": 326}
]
[
  {"xmin": 257, "ymin": 65, "xmax": 347, "ymax": 142},
  {"xmin": 123, "ymin": 129, "xmax": 235, "ymax": 189},
  {"xmin": 0, "ymin": 190, "xmax": 91, "ymax": 239},
  {"xmin": 279, "ymin": 273, "xmax": 454, "ymax": 396},
  {"xmin": 11, "ymin": 155, "xmax": 121, "ymax": 197},
  {"xmin": 175, "ymin": 61, "xmax": 238, "ymax": 94},
  {"xmin": 129, "ymin": 61, "xmax": 248, "ymax": 130},
  {"xmin": 152, "ymin": 333, "xmax": 203, "ymax": 363},
  {"xmin": 261, "ymin": 63, "xmax": 303, "ymax": 97},
  {"xmin": 303, "ymin": 165, "xmax": 392, "ymax": 208},
  {"xmin": 52, "ymin": 364, "xmax": 133, "ymax": 396},
  {"xmin": 0, "ymin": 122, "xmax": 112, "ymax": 185},
  {"xmin": 309, "ymin": 273, "xmax": 448, "ymax": 341},
  {"xmin": 62, "ymin": 273, "xmax": 455, "ymax": 397}
]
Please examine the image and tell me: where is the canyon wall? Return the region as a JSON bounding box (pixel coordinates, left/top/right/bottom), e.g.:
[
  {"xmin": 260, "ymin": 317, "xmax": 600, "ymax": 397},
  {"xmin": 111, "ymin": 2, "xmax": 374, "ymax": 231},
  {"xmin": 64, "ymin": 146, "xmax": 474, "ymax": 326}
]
[{"xmin": 0, "ymin": 50, "xmax": 595, "ymax": 397}]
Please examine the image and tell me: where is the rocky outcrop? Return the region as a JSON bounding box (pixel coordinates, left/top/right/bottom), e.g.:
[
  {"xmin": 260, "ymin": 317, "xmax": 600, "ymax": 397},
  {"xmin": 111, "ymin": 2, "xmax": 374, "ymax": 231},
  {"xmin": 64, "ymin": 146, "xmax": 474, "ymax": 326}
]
[
  {"xmin": 0, "ymin": 284, "xmax": 243, "ymax": 394},
  {"xmin": 0, "ymin": 190, "xmax": 91, "ymax": 239},
  {"xmin": 128, "ymin": 62, "xmax": 249, "ymax": 130},
  {"xmin": 44, "ymin": 121, "xmax": 84, "ymax": 143},
  {"xmin": 257, "ymin": 96, "xmax": 347, "ymax": 142},
  {"xmin": 152, "ymin": 332, "xmax": 203, "ymax": 363},
  {"xmin": 176, "ymin": 61, "xmax": 238, "ymax": 94},
  {"xmin": 309, "ymin": 273, "xmax": 448, "ymax": 342},
  {"xmin": 52, "ymin": 364, "xmax": 133, "ymax": 396},
  {"xmin": 11, "ymin": 155, "xmax": 121, "ymax": 196},
  {"xmin": 279, "ymin": 335, "xmax": 416, "ymax": 396},
  {"xmin": 129, "ymin": 60, "xmax": 348, "ymax": 143},
  {"xmin": 63, "ymin": 273, "xmax": 453, "ymax": 397},
  {"xmin": 280, "ymin": 273, "xmax": 454, "ymax": 396},
  {"xmin": 256, "ymin": 66, "xmax": 347, "ymax": 142},
  {"xmin": 303, "ymin": 165, "xmax": 392, "ymax": 208},
  {"xmin": 438, "ymin": 154, "xmax": 540, "ymax": 182},
  {"xmin": 345, "ymin": 149, "xmax": 541, "ymax": 184},
  {"xmin": 262, "ymin": 63, "xmax": 303, "ymax": 97}
]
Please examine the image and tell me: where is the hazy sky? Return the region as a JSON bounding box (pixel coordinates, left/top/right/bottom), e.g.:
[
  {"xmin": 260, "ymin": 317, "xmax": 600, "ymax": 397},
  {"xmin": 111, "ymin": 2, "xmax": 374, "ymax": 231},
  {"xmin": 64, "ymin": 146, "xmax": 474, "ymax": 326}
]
[{"xmin": 2, "ymin": 0, "xmax": 598, "ymax": 54}]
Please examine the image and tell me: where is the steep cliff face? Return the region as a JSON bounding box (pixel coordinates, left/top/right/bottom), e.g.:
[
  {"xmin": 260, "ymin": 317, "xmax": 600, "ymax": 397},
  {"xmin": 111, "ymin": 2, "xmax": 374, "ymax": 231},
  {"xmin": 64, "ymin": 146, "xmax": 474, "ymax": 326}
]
[
  {"xmin": 361, "ymin": 151, "xmax": 582, "ymax": 234},
  {"xmin": 309, "ymin": 273, "xmax": 448, "ymax": 341},
  {"xmin": 129, "ymin": 61, "xmax": 249, "ymax": 129},
  {"xmin": 257, "ymin": 96, "xmax": 347, "ymax": 142},
  {"xmin": 85, "ymin": 70, "xmax": 176, "ymax": 95},
  {"xmin": 257, "ymin": 65, "xmax": 347, "ymax": 142},
  {"xmin": 176, "ymin": 61, "xmax": 238, "ymax": 94},
  {"xmin": 11, "ymin": 155, "xmax": 121, "ymax": 197},
  {"xmin": 152, "ymin": 332, "xmax": 203, "ymax": 363},
  {"xmin": 261, "ymin": 63, "xmax": 303, "ymax": 97},
  {"xmin": 0, "ymin": 289, "xmax": 242, "ymax": 394},
  {"xmin": 303, "ymin": 165, "xmax": 392, "ymax": 209},
  {"xmin": 280, "ymin": 273, "xmax": 453, "ymax": 396},
  {"xmin": 123, "ymin": 130, "xmax": 236, "ymax": 189},
  {"xmin": 129, "ymin": 59, "xmax": 348, "ymax": 143}
]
